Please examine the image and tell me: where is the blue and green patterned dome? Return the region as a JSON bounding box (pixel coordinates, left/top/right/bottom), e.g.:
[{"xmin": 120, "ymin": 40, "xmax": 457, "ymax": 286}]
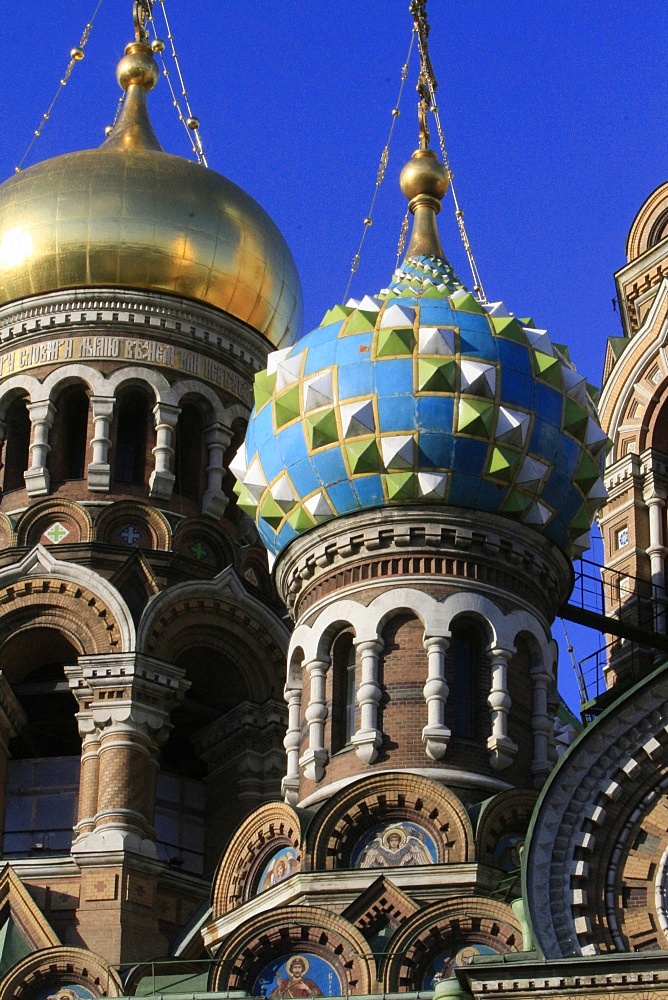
[{"xmin": 231, "ymin": 247, "xmax": 608, "ymax": 560}]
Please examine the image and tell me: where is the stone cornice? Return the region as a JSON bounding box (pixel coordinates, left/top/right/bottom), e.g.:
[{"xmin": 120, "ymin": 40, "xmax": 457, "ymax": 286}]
[
  {"xmin": 275, "ymin": 507, "xmax": 573, "ymax": 625},
  {"xmin": 0, "ymin": 286, "xmax": 271, "ymax": 393}
]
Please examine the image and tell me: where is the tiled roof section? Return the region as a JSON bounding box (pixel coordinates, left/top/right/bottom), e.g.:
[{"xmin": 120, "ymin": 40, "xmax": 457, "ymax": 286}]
[{"xmin": 233, "ymin": 277, "xmax": 609, "ymax": 560}]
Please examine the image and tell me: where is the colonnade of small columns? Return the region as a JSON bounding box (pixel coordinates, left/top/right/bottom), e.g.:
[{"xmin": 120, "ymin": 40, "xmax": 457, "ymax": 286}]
[
  {"xmin": 282, "ymin": 592, "xmax": 558, "ymax": 804},
  {"xmin": 0, "ymin": 377, "xmax": 240, "ymax": 516}
]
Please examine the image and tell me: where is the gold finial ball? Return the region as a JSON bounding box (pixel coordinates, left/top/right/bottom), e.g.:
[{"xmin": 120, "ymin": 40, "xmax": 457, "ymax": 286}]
[
  {"xmin": 116, "ymin": 42, "xmax": 159, "ymax": 93},
  {"xmin": 70, "ymin": 47, "xmax": 85, "ymax": 61},
  {"xmin": 400, "ymin": 149, "xmax": 449, "ymax": 203},
  {"xmin": 186, "ymin": 117, "xmax": 200, "ymax": 130},
  {"xmin": 151, "ymin": 38, "xmax": 165, "ymax": 53},
  {"xmin": 104, "ymin": 125, "xmax": 113, "ymax": 137}
]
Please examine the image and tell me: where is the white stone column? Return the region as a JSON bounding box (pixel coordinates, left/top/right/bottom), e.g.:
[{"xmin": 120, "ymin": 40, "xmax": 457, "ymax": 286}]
[
  {"xmin": 422, "ymin": 635, "xmax": 450, "ymax": 760},
  {"xmin": 148, "ymin": 402, "xmax": 180, "ymax": 500},
  {"xmin": 282, "ymin": 685, "xmax": 302, "ymax": 805},
  {"xmin": 87, "ymin": 396, "xmax": 115, "ymax": 491},
  {"xmin": 486, "ymin": 645, "xmax": 518, "ymax": 770},
  {"xmin": 530, "ymin": 658, "xmax": 554, "ymax": 786},
  {"xmin": 645, "ymin": 489, "xmax": 667, "ymax": 633},
  {"xmin": 351, "ymin": 638, "xmax": 384, "ymax": 765},
  {"xmin": 202, "ymin": 421, "xmax": 232, "ymax": 518},
  {"xmin": 299, "ymin": 657, "xmax": 329, "ymax": 782},
  {"xmin": 24, "ymin": 399, "xmax": 56, "ymax": 495}
]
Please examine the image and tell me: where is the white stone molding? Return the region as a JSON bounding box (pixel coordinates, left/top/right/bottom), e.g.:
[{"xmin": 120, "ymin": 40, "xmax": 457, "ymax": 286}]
[
  {"xmin": 299, "ymin": 656, "xmax": 330, "ymax": 782},
  {"xmin": 169, "ymin": 378, "xmax": 228, "ymax": 422},
  {"xmin": 0, "ymin": 374, "xmax": 43, "ymax": 414},
  {"xmin": 644, "ymin": 481, "xmax": 668, "ymax": 632},
  {"xmin": 422, "ymin": 635, "xmax": 451, "ymax": 760},
  {"xmin": 24, "ymin": 399, "xmax": 56, "ymax": 495},
  {"xmin": 486, "ymin": 645, "xmax": 518, "ymax": 770},
  {"xmin": 282, "ymin": 684, "xmax": 302, "ymax": 805},
  {"xmin": 351, "ymin": 637, "xmax": 384, "ymax": 765},
  {"xmin": 148, "ymin": 401, "xmax": 181, "ymax": 500},
  {"xmin": 0, "ymin": 545, "xmax": 136, "ymax": 650},
  {"xmin": 202, "ymin": 421, "xmax": 233, "ymax": 518},
  {"xmin": 87, "ymin": 395, "xmax": 115, "ymax": 491},
  {"xmin": 40, "ymin": 363, "xmax": 108, "ymax": 398},
  {"xmin": 104, "ymin": 364, "xmax": 171, "ymax": 400},
  {"xmin": 530, "ymin": 653, "xmax": 556, "ymax": 786}
]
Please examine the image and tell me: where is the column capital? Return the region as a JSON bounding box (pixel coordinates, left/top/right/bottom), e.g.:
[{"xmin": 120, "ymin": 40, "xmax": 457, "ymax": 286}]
[{"xmin": 66, "ymin": 653, "xmax": 190, "ymax": 738}]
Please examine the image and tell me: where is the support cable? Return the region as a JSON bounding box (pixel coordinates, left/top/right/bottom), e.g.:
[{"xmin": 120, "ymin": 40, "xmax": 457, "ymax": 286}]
[
  {"xmin": 150, "ymin": 0, "xmax": 208, "ymax": 165},
  {"xmin": 15, "ymin": 0, "xmax": 106, "ymax": 172},
  {"xmin": 410, "ymin": 0, "xmax": 487, "ymax": 301},
  {"xmin": 342, "ymin": 30, "xmax": 415, "ymax": 304}
]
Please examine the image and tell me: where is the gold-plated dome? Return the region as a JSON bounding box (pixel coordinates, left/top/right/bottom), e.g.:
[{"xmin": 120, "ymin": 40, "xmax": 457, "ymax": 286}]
[{"xmin": 0, "ymin": 39, "xmax": 302, "ymax": 348}]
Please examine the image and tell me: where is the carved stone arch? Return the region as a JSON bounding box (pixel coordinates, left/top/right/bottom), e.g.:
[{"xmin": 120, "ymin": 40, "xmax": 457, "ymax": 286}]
[
  {"xmin": 0, "ymin": 546, "xmax": 135, "ymax": 652},
  {"xmin": 627, "ymin": 181, "xmax": 668, "ymax": 260},
  {"xmin": 287, "ymin": 644, "xmax": 305, "ymax": 689},
  {"xmin": 105, "ymin": 364, "xmax": 171, "ymax": 401},
  {"xmin": 210, "ymin": 801, "xmax": 303, "ymax": 917},
  {"xmin": 0, "ymin": 944, "xmax": 124, "ymax": 999},
  {"xmin": 308, "ymin": 772, "xmax": 473, "ymax": 870},
  {"xmin": 525, "ymin": 660, "xmax": 668, "ymax": 959},
  {"xmin": 474, "ymin": 787, "xmax": 539, "ymax": 871},
  {"xmin": 16, "ymin": 498, "xmax": 93, "ymax": 547},
  {"xmin": 382, "ymin": 896, "xmax": 522, "ymax": 992},
  {"xmin": 599, "ymin": 287, "xmax": 668, "ymax": 454},
  {"xmin": 208, "ymin": 904, "xmax": 374, "ymax": 996},
  {"xmin": 172, "ymin": 515, "xmax": 237, "ymax": 573},
  {"xmin": 221, "ymin": 400, "xmax": 249, "ymax": 427},
  {"xmin": 365, "ymin": 587, "xmax": 448, "ymax": 640},
  {"xmin": 0, "ymin": 373, "xmax": 43, "ymax": 413},
  {"xmin": 170, "ymin": 377, "xmax": 226, "ymax": 423},
  {"xmin": 504, "ymin": 609, "xmax": 554, "ymax": 665},
  {"xmin": 439, "ymin": 592, "xmax": 506, "ymax": 645},
  {"xmin": 40, "ymin": 363, "xmax": 107, "ymax": 397},
  {"xmin": 289, "ymin": 599, "xmax": 363, "ymax": 664},
  {"xmin": 94, "ymin": 500, "xmax": 171, "ymax": 551},
  {"xmin": 137, "ymin": 567, "xmax": 289, "ymax": 697},
  {"xmin": 0, "ymin": 512, "xmax": 16, "ymax": 550}
]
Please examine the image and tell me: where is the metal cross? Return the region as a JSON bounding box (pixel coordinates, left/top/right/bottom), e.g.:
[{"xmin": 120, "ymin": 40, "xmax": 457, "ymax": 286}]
[
  {"xmin": 190, "ymin": 541, "xmax": 208, "ymax": 560},
  {"xmin": 134, "ymin": 0, "xmax": 153, "ymax": 43},
  {"xmin": 120, "ymin": 524, "xmax": 142, "ymax": 545}
]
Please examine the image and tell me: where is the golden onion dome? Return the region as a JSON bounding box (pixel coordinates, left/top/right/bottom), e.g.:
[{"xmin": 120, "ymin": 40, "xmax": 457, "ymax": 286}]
[{"xmin": 0, "ymin": 40, "xmax": 302, "ymax": 348}]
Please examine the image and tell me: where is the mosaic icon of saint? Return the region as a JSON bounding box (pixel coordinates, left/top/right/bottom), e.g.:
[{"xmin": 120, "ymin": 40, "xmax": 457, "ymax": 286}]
[
  {"xmin": 358, "ymin": 825, "xmax": 433, "ymax": 868},
  {"xmin": 269, "ymin": 956, "xmax": 324, "ymax": 998}
]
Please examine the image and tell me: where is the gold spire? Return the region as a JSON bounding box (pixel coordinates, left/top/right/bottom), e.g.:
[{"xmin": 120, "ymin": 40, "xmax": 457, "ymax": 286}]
[
  {"xmin": 104, "ymin": 6, "xmax": 162, "ymax": 152},
  {"xmin": 399, "ymin": 148, "xmax": 449, "ymax": 258},
  {"xmin": 398, "ymin": 0, "xmax": 450, "ymax": 259}
]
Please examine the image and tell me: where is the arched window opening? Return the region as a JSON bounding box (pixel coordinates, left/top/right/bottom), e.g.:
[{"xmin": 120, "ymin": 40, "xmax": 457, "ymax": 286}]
[
  {"xmin": 50, "ymin": 385, "xmax": 89, "ymax": 482},
  {"xmin": 0, "ymin": 628, "xmax": 81, "ymax": 857},
  {"xmin": 174, "ymin": 402, "xmax": 206, "ymax": 501},
  {"xmin": 331, "ymin": 632, "xmax": 356, "ymax": 751},
  {"xmin": 114, "ymin": 388, "xmax": 151, "ymax": 485},
  {"xmin": 447, "ymin": 624, "xmax": 482, "ymax": 739},
  {"xmin": 2, "ymin": 395, "xmax": 30, "ymax": 493},
  {"xmin": 160, "ymin": 645, "xmax": 252, "ymax": 875}
]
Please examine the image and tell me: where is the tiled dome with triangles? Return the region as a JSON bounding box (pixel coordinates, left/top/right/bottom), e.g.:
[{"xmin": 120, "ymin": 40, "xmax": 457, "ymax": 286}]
[{"xmin": 231, "ymin": 250, "xmax": 609, "ymax": 560}]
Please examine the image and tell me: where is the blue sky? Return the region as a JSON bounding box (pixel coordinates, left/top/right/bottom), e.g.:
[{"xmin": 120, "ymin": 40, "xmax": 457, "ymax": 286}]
[{"xmin": 1, "ymin": 1, "xmax": 666, "ymax": 709}]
